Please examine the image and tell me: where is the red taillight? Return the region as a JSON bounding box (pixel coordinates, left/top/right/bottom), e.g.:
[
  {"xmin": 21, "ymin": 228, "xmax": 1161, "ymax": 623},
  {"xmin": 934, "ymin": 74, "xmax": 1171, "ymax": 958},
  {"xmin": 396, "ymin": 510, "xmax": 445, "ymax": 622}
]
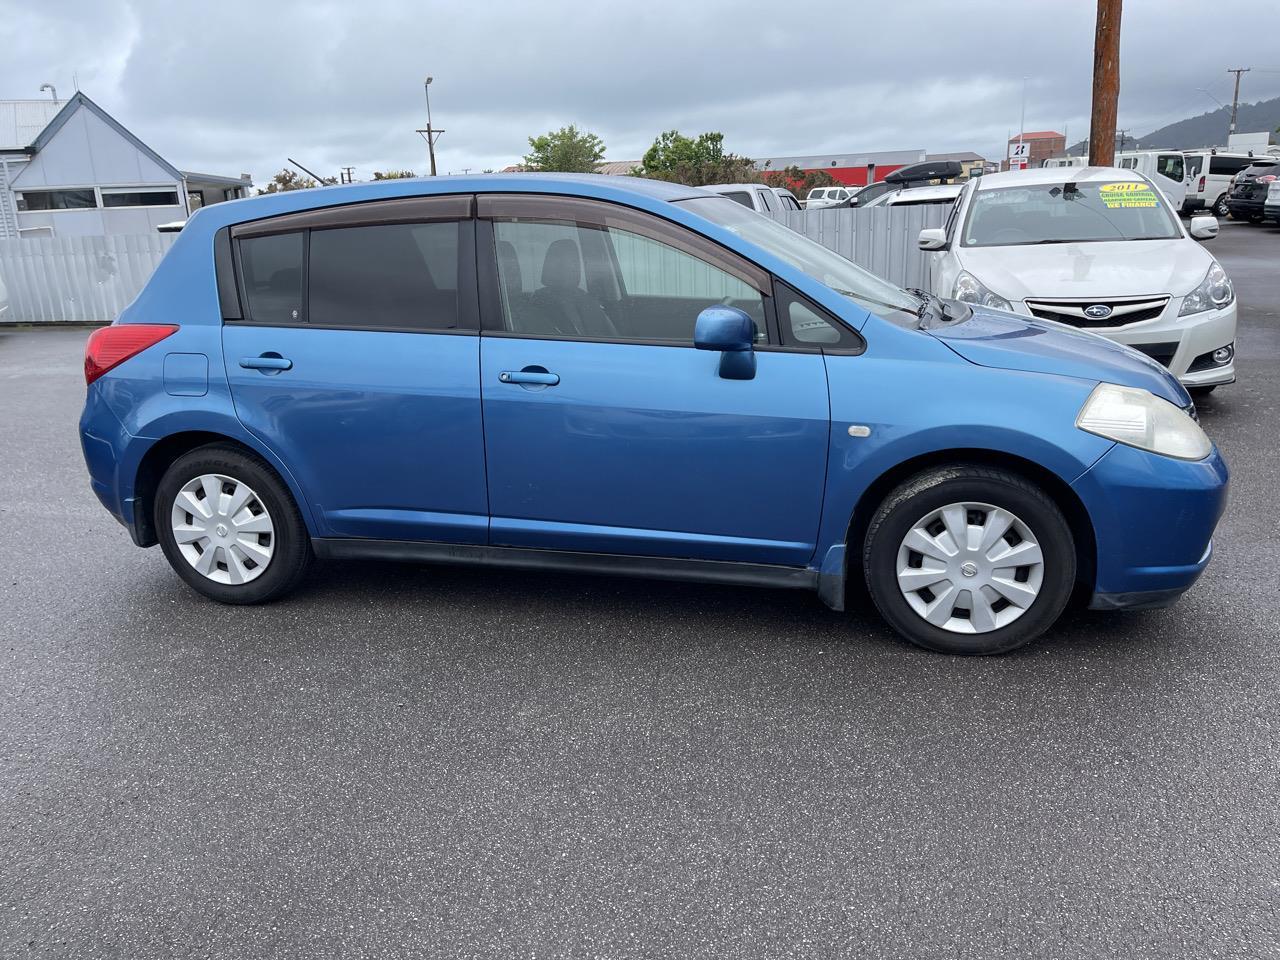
[
  {"xmin": 1259, "ymin": 175, "xmax": 1278, "ymax": 184},
  {"xmin": 1198, "ymin": 175, "xmax": 1206, "ymax": 192},
  {"xmin": 84, "ymin": 324, "xmax": 179, "ymax": 385}
]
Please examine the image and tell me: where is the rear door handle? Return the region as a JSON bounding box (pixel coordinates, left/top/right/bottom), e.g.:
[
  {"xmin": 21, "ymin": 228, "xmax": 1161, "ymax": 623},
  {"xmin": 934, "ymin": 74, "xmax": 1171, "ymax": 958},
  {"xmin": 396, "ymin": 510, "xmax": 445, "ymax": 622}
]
[
  {"xmin": 499, "ymin": 370, "xmax": 559, "ymax": 386},
  {"xmin": 240, "ymin": 355, "xmax": 292, "ymax": 371}
]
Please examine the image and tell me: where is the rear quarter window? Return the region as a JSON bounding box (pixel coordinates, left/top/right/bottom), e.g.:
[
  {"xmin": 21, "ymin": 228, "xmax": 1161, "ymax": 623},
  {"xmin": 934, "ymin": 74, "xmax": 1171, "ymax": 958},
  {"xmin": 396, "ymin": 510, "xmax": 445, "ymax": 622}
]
[{"xmin": 239, "ymin": 232, "xmax": 304, "ymax": 324}]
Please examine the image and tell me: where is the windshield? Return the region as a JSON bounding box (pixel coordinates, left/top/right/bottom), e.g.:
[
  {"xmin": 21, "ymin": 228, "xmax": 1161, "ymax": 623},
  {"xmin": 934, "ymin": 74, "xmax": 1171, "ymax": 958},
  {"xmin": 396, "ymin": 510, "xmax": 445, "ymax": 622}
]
[
  {"xmin": 962, "ymin": 181, "xmax": 1182, "ymax": 247},
  {"xmin": 677, "ymin": 195, "xmax": 922, "ymax": 325}
]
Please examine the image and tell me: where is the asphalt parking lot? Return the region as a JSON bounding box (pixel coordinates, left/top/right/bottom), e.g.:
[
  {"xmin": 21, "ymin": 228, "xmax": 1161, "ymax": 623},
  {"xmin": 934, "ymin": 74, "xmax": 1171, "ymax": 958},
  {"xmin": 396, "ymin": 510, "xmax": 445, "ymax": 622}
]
[{"xmin": 2, "ymin": 220, "xmax": 1278, "ymax": 959}]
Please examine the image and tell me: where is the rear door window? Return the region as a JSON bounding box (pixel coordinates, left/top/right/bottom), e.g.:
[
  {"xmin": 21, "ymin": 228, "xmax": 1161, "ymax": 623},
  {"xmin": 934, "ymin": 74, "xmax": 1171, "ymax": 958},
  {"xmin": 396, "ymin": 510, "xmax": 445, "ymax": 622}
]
[{"xmin": 309, "ymin": 222, "xmax": 461, "ymax": 330}]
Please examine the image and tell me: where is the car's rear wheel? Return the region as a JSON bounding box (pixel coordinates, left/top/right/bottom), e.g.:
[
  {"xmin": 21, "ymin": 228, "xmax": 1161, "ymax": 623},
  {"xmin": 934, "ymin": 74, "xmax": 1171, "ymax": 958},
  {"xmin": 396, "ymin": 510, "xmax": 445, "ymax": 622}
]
[
  {"xmin": 863, "ymin": 466, "xmax": 1075, "ymax": 655},
  {"xmin": 155, "ymin": 445, "xmax": 311, "ymax": 604}
]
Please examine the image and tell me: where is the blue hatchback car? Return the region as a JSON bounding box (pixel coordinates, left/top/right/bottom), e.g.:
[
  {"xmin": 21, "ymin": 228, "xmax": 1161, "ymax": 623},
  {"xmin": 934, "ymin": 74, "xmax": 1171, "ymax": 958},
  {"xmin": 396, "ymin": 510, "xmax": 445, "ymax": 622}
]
[{"xmin": 80, "ymin": 174, "xmax": 1228, "ymax": 654}]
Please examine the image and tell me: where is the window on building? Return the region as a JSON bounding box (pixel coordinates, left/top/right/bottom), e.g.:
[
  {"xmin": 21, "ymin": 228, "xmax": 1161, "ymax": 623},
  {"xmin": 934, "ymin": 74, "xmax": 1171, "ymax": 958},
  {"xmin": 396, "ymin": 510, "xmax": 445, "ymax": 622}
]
[
  {"xmin": 15, "ymin": 189, "xmax": 97, "ymax": 211},
  {"xmin": 101, "ymin": 188, "xmax": 181, "ymax": 208}
]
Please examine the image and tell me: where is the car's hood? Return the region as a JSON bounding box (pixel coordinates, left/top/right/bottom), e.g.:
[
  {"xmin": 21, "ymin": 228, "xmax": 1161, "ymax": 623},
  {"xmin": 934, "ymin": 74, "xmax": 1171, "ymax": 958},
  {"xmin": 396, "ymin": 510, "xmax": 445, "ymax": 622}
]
[
  {"xmin": 929, "ymin": 307, "xmax": 1189, "ymax": 406},
  {"xmin": 958, "ymin": 238, "xmax": 1210, "ymax": 301}
]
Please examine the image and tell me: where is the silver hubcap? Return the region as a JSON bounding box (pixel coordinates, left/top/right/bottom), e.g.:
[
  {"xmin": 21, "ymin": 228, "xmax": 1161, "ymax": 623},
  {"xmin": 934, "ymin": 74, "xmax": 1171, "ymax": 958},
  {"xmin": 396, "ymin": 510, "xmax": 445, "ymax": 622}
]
[
  {"xmin": 896, "ymin": 501, "xmax": 1044, "ymax": 635},
  {"xmin": 170, "ymin": 473, "xmax": 275, "ymax": 585}
]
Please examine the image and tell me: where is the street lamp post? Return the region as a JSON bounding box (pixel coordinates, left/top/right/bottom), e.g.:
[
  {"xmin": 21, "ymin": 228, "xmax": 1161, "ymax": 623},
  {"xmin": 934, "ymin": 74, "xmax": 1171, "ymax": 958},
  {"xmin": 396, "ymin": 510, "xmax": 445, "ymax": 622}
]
[{"xmin": 417, "ymin": 77, "xmax": 445, "ymax": 177}]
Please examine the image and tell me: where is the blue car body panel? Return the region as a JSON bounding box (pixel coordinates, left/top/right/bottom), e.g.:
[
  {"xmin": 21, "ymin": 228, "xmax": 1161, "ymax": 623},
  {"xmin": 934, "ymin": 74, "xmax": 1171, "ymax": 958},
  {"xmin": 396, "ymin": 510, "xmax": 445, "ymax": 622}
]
[
  {"xmin": 222, "ymin": 325, "xmax": 488, "ymax": 543},
  {"xmin": 1073, "ymin": 441, "xmax": 1228, "ymax": 594},
  {"xmin": 78, "ymin": 172, "xmax": 1230, "ymax": 613},
  {"xmin": 480, "ymin": 337, "xmax": 829, "ymax": 564}
]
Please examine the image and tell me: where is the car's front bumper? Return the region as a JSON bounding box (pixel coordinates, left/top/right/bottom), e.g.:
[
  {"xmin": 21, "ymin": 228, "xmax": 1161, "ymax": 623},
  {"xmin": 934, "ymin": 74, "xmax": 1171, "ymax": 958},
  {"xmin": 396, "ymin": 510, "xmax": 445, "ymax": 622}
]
[
  {"xmin": 1073, "ymin": 441, "xmax": 1228, "ymax": 606},
  {"xmin": 1013, "ymin": 299, "xmax": 1237, "ymax": 388}
]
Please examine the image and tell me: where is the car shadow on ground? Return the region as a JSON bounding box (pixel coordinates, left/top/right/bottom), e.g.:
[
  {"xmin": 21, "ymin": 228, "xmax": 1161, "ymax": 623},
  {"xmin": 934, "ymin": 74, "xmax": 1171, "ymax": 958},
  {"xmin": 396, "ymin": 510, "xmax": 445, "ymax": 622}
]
[{"xmin": 232, "ymin": 553, "xmax": 1169, "ymax": 661}]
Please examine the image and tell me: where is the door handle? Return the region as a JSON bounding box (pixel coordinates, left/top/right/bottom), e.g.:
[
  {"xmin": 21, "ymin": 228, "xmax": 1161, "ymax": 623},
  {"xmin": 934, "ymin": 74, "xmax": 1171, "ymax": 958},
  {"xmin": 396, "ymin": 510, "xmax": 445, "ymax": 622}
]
[
  {"xmin": 240, "ymin": 355, "xmax": 293, "ymax": 371},
  {"xmin": 499, "ymin": 370, "xmax": 559, "ymax": 386}
]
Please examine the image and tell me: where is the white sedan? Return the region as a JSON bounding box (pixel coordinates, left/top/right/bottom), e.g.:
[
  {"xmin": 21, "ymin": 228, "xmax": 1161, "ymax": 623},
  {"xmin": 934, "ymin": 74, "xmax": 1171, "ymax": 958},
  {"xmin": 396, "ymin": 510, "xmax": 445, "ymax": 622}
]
[{"xmin": 918, "ymin": 166, "xmax": 1236, "ymax": 395}]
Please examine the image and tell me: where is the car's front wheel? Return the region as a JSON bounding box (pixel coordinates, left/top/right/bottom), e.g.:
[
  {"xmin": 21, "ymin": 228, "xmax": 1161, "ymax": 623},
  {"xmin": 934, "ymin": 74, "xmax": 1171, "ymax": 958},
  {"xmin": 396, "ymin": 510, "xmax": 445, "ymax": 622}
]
[
  {"xmin": 155, "ymin": 444, "xmax": 312, "ymax": 604},
  {"xmin": 1213, "ymin": 195, "xmax": 1230, "ymax": 218},
  {"xmin": 863, "ymin": 466, "xmax": 1076, "ymax": 655}
]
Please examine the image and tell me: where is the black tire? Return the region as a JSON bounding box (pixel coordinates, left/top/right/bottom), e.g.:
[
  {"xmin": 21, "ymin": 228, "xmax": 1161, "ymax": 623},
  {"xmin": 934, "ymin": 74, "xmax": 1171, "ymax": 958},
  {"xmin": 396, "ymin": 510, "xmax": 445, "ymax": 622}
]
[
  {"xmin": 1248, "ymin": 213, "xmax": 1265, "ymax": 224},
  {"xmin": 1213, "ymin": 195, "xmax": 1230, "ymax": 218},
  {"xmin": 862, "ymin": 465, "xmax": 1076, "ymax": 655},
  {"xmin": 154, "ymin": 444, "xmax": 312, "ymax": 604}
]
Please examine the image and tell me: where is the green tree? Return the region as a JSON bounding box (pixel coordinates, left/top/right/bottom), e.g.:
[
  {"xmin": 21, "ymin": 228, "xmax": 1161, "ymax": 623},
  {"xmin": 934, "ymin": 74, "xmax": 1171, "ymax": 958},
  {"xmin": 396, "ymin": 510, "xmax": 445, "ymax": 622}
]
[
  {"xmin": 372, "ymin": 169, "xmax": 417, "ymax": 180},
  {"xmin": 256, "ymin": 168, "xmax": 337, "ymax": 195},
  {"xmin": 763, "ymin": 165, "xmax": 839, "ymax": 198},
  {"xmin": 637, "ymin": 130, "xmax": 758, "ymax": 186},
  {"xmin": 523, "ymin": 125, "xmax": 606, "ymax": 173}
]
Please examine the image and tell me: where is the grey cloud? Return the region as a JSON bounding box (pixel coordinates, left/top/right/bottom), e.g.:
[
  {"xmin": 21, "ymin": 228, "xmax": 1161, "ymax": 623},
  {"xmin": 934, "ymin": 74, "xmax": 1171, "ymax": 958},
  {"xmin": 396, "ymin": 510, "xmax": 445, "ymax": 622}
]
[{"xmin": 3, "ymin": 0, "xmax": 1279, "ymax": 184}]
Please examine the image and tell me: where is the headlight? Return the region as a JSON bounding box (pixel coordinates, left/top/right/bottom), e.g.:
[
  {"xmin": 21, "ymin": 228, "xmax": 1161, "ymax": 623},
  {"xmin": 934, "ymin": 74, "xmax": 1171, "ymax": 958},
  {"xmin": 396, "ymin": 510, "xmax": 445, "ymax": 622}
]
[
  {"xmin": 1076, "ymin": 383, "xmax": 1211, "ymax": 460},
  {"xmin": 1178, "ymin": 261, "xmax": 1234, "ymax": 316},
  {"xmin": 952, "ymin": 271, "xmax": 1014, "ymax": 311}
]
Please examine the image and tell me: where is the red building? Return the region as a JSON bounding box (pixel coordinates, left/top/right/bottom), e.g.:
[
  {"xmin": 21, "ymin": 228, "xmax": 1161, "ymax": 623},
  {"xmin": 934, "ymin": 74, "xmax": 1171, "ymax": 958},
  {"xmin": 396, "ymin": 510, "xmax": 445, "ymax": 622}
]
[
  {"xmin": 754, "ymin": 149, "xmax": 927, "ymax": 187},
  {"xmin": 1003, "ymin": 131, "xmax": 1066, "ymax": 171}
]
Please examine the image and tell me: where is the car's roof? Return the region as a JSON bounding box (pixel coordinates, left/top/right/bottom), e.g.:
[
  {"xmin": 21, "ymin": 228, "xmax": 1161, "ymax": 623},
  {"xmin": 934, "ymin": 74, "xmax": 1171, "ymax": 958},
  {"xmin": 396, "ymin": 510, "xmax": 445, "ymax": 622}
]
[
  {"xmin": 885, "ymin": 183, "xmax": 964, "ymax": 202},
  {"xmin": 183, "ymin": 172, "xmax": 715, "ymax": 234},
  {"xmin": 973, "ymin": 166, "xmax": 1154, "ymax": 190},
  {"xmin": 701, "ymin": 183, "xmax": 768, "ymax": 191}
]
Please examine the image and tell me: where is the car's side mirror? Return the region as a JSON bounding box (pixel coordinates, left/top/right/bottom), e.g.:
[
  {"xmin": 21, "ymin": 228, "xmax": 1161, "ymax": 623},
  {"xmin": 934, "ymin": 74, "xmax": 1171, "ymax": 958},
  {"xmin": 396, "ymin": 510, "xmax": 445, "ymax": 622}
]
[
  {"xmin": 918, "ymin": 227, "xmax": 947, "ymax": 251},
  {"xmin": 1189, "ymin": 215, "xmax": 1219, "ymax": 241},
  {"xmin": 694, "ymin": 305, "xmax": 756, "ymax": 380}
]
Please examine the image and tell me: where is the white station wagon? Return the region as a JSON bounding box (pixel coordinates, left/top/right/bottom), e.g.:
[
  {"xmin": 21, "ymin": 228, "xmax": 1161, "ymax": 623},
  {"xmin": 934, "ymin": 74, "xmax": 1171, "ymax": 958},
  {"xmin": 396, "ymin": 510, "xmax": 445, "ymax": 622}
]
[{"xmin": 918, "ymin": 167, "xmax": 1237, "ymax": 395}]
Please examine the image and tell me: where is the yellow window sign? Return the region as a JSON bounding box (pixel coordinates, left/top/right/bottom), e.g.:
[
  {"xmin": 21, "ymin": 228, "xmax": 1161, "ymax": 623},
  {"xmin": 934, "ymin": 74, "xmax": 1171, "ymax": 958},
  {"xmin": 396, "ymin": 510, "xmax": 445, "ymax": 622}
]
[{"xmin": 1100, "ymin": 182, "xmax": 1158, "ymax": 208}]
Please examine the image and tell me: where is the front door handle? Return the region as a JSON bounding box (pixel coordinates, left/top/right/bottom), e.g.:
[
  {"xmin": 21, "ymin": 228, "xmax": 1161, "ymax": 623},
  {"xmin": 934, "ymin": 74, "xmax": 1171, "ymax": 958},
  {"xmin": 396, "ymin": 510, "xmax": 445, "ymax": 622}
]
[
  {"xmin": 499, "ymin": 369, "xmax": 559, "ymax": 386},
  {"xmin": 240, "ymin": 354, "xmax": 293, "ymax": 372}
]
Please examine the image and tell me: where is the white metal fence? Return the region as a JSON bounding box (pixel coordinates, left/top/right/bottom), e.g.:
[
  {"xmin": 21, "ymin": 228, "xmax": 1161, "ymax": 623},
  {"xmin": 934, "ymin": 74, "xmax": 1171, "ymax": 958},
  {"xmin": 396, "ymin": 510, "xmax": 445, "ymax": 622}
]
[
  {"xmin": 762, "ymin": 205, "xmax": 948, "ymax": 290},
  {"xmin": 0, "ymin": 207, "xmax": 946, "ymax": 323},
  {"xmin": 0, "ymin": 234, "xmax": 176, "ymax": 323}
]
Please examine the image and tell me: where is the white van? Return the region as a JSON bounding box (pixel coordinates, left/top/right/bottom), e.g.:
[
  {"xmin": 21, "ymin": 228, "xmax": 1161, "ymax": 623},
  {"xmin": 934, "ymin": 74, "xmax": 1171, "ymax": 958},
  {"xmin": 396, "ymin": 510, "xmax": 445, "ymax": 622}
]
[
  {"xmin": 1114, "ymin": 150, "xmax": 1187, "ymax": 209},
  {"xmin": 1182, "ymin": 150, "xmax": 1258, "ymax": 217},
  {"xmin": 804, "ymin": 186, "xmax": 856, "ymax": 209}
]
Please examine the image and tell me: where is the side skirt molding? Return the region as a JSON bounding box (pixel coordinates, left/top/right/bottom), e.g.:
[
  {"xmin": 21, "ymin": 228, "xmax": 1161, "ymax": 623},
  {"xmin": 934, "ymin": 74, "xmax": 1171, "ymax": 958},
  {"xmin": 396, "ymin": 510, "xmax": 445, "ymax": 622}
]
[{"xmin": 313, "ymin": 538, "xmax": 822, "ymax": 595}]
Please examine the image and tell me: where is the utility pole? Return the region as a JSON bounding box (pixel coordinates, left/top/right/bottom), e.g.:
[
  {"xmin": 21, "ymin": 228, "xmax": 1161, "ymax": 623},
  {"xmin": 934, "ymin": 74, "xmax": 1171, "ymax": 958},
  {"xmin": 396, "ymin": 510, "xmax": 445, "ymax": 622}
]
[
  {"xmin": 415, "ymin": 77, "xmax": 445, "ymax": 177},
  {"xmin": 1116, "ymin": 128, "xmax": 1131, "ymax": 152},
  {"xmin": 340, "ymin": 166, "xmax": 355, "ymax": 184},
  {"xmin": 1088, "ymin": 0, "xmax": 1122, "ymax": 167},
  {"xmin": 1226, "ymin": 67, "xmax": 1250, "ymax": 138}
]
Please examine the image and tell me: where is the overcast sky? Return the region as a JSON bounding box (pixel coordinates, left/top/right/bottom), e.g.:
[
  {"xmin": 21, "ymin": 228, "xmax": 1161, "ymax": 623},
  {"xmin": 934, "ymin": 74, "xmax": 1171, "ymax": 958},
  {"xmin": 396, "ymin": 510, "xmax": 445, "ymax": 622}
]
[{"xmin": 3, "ymin": 0, "xmax": 1280, "ymax": 185}]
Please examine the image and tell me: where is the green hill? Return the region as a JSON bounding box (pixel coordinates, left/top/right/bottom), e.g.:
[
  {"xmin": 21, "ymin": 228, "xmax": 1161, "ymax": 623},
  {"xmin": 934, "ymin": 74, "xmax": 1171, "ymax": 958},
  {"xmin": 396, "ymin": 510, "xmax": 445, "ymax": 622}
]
[{"xmin": 1067, "ymin": 95, "xmax": 1280, "ymax": 155}]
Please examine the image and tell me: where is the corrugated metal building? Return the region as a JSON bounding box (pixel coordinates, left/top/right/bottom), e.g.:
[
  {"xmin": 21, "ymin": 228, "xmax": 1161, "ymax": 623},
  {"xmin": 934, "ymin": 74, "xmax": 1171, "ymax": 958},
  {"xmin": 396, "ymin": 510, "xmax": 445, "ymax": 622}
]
[
  {"xmin": 0, "ymin": 92, "xmax": 250, "ymax": 239},
  {"xmin": 755, "ymin": 148, "xmax": 926, "ymax": 186}
]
